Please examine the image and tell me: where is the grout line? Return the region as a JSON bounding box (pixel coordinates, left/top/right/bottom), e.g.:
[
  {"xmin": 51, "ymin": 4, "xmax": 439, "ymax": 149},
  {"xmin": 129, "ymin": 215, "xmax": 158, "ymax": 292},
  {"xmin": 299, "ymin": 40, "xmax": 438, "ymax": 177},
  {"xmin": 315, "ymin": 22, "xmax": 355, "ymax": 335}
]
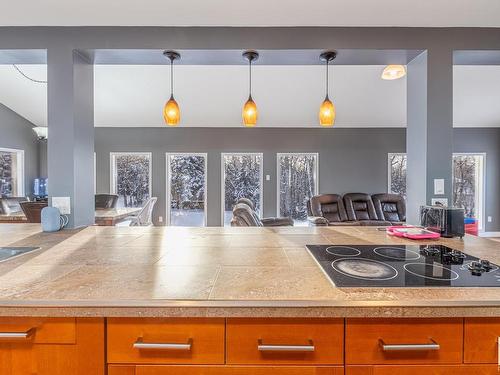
[{"xmin": 207, "ymin": 266, "xmax": 222, "ymax": 300}]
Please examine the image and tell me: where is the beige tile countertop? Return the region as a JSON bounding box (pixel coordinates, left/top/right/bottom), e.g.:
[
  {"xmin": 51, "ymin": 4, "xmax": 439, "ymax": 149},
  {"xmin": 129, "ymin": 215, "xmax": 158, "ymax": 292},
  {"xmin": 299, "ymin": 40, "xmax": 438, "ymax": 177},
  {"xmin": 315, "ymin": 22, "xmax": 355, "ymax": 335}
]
[{"xmin": 0, "ymin": 224, "xmax": 499, "ymax": 318}]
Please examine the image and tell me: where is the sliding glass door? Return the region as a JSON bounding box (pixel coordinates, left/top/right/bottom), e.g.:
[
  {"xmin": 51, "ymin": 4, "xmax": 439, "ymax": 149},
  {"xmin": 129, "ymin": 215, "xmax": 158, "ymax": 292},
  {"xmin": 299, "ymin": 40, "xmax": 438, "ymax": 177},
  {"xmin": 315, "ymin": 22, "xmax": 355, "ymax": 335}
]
[
  {"xmin": 166, "ymin": 153, "xmax": 207, "ymax": 226},
  {"xmin": 277, "ymin": 153, "xmax": 318, "ymax": 225},
  {"xmin": 110, "ymin": 152, "xmax": 152, "ymax": 208},
  {"xmin": 222, "ymin": 153, "xmax": 263, "ymax": 226}
]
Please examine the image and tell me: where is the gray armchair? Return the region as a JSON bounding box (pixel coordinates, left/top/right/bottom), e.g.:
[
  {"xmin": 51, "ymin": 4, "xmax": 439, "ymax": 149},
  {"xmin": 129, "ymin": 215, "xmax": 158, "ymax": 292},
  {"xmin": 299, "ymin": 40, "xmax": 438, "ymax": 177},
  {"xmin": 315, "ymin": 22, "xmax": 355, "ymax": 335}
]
[{"xmin": 232, "ymin": 198, "xmax": 293, "ymax": 227}]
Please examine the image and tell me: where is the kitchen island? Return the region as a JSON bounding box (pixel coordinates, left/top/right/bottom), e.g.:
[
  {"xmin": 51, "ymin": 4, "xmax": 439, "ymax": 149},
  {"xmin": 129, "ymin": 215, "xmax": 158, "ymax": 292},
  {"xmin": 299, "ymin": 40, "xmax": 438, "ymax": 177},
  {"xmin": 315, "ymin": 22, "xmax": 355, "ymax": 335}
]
[{"xmin": 0, "ymin": 224, "xmax": 499, "ymax": 374}]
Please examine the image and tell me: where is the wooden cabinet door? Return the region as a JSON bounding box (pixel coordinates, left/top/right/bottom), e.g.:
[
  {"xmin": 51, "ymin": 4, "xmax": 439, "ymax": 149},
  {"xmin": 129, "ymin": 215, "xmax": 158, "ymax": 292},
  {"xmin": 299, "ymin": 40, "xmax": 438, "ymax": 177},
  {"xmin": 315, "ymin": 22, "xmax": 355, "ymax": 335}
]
[
  {"xmin": 464, "ymin": 318, "xmax": 500, "ymax": 364},
  {"xmin": 0, "ymin": 318, "xmax": 104, "ymax": 375},
  {"xmin": 346, "ymin": 365, "xmax": 500, "ymax": 374}
]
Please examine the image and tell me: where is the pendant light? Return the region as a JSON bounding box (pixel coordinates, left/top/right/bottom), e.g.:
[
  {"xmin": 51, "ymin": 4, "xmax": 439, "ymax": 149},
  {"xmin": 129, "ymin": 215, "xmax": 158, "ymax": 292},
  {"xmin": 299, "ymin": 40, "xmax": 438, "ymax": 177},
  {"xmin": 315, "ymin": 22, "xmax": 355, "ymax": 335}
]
[
  {"xmin": 163, "ymin": 50, "xmax": 181, "ymax": 126},
  {"xmin": 319, "ymin": 51, "xmax": 337, "ymax": 127},
  {"xmin": 242, "ymin": 50, "xmax": 259, "ymax": 127},
  {"xmin": 381, "ymin": 64, "xmax": 406, "ymax": 80}
]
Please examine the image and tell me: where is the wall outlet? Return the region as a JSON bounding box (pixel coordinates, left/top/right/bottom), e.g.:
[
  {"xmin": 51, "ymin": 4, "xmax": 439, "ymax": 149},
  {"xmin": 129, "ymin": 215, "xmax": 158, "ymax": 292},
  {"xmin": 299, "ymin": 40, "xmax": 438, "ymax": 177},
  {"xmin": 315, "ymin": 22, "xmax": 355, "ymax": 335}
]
[
  {"xmin": 488, "ymin": 216, "xmax": 493, "ymax": 223},
  {"xmin": 266, "ymin": 174, "xmax": 270, "ymax": 181},
  {"xmin": 158, "ymin": 216, "xmax": 163, "ymax": 223},
  {"xmin": 52, "ymin": 197, "xmax": 71, "ymax": 215}
]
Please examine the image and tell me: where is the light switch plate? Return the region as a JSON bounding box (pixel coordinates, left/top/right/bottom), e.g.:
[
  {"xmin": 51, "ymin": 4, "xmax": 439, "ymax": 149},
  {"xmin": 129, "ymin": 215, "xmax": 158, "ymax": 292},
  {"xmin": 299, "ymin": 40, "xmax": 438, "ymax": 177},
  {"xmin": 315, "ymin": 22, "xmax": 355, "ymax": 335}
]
[
  {"xmin": 434, "ymin": 179, "xmax": 445, "ymax": 195},
  {"xmin": 266, "ymin": 175, "xmax": 270, "ymax": 181},
  {"xmin": 52, "ymin": 197, "xmax": 71, "ymax": 215}
]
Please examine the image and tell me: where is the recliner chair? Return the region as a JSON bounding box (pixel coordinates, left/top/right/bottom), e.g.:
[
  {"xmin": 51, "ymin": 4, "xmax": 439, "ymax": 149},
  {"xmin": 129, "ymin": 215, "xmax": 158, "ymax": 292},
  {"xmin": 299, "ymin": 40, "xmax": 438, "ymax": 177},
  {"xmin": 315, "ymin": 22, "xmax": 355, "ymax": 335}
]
[
  {"xmin": 307, "ymin": 194, "xmax": 360, "ymax": 226},
  {"xmin": 343, "ymin": 193, "xmax": 392, "ymax": 226},
  {"xmin": 372, "ymin": 193, "xmax": 406, "ymax": 225},
  {"xmin": 232, "ymin": 198, "xmax": 293, "ymax": 227},
  {"xmin": 95, "ymin": 194, "xmax": 119, "ymax": 210}
]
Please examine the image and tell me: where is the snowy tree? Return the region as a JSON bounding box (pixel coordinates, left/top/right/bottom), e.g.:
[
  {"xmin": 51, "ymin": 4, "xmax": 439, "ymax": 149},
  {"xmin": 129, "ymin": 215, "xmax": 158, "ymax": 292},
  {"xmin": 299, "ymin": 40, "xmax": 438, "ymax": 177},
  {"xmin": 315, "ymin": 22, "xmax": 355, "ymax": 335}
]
[
  {"xmin": 389, "ymin": 154, "xmax": 407, "ymax": 197},
  {"xmin": 0, "ymin": 151, "xmax": 15, "ymax": 197},
  {"xmin": 453, "ymin": 155, "xmax": 478, "ymax": 217},
  {"xmin": 115, "ymin": 154, "xmax": 150, "ymax": 208},
  {"xmin": 169, "ymin": 155, "xmax": 205, "ymax": 210},
  {"xmin": 279, "ymin": 155, "xmax": 317, "ymax": 222},
  {"xmin": 224, "ymin": 154, "xmax": 262, "ymax": 214}
]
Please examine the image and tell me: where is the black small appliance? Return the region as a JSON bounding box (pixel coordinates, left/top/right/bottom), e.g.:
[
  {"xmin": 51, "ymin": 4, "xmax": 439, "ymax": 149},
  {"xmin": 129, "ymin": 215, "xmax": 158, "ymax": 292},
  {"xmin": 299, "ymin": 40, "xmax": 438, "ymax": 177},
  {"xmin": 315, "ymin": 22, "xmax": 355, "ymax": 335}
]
[{"xmin": 420, "ymin": 205, "xmax": 465, "ymax": 238}]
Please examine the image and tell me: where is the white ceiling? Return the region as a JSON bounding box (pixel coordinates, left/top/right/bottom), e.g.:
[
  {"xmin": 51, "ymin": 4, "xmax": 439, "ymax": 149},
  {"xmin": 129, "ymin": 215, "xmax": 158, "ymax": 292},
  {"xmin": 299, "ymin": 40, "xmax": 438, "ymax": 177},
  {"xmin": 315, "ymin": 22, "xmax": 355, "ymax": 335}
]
[
  {"xmin": 0, "ymin": 64, "xmax": 499, "ymax": 128},
  {"xmin": 2, "ymin": 0, "xmax": 500, "ymax": 27}
]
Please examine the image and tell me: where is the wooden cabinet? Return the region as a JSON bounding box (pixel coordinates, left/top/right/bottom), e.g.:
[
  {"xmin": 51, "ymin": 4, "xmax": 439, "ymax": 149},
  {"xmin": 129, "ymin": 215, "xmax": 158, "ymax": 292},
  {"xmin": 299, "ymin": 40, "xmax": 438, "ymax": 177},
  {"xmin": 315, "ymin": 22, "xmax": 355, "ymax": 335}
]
[
  {"xmin": 109, "ymin": 365, "xmax": 343, "ymax": 375},
  {"xmin": 346, "ymin": 365, "xmax": 500, "ymax": 374},
  {"xmin": 226, "ymin": 318, "xmax": 344, "ymax": 365},
  {"xmin": 345, "ymin": 318, "xmax": 463, "ymax": 365},
  {"xmin": 464, "ymin": 318, "xmax": 500, "ymax": 364},
  {"xmin": 0, "ymin": 317, "xmax": 104, "ymax": 375},
  {"xmin": 107, "ymin": 318, "xmax": 225, "ymax": 365}
]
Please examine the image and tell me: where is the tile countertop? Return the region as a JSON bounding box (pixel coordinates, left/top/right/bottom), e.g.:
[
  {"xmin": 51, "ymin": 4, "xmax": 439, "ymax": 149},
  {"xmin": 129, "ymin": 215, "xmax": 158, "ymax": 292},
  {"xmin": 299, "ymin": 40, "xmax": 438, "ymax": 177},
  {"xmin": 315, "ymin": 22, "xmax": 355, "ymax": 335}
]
[{"xmin": 0, "ymin": 224, "xmax": 499, "ymax": 318}]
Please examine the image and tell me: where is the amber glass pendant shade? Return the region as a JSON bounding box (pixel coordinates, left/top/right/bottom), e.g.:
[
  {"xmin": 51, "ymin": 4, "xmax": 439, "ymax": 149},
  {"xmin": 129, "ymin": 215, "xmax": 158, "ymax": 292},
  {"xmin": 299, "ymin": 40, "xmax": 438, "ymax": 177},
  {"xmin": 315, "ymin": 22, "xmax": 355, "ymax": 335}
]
[
  {"xmin": 242, "ymin": 95, "xmax": 258, "ymax": 127},
  {"xmin": 164, "ymin": 95, "xmax": 180, "ymax": 126},
  {"xmin": 319, "ymin": 96, "xmax": 335, "ymax": 127}
]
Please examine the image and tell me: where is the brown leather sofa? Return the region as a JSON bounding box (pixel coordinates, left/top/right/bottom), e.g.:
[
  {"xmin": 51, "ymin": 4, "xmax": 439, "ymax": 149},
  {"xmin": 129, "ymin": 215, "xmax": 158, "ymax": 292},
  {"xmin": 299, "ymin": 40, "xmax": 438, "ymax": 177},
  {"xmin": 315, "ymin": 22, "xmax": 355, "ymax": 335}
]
[
  {"xmin": 308, "ymin": 193, "xmax": 405, "ymax": 226},
  {"xmin": 231, "ymin": 198, "xmax": 294, "ymax": 227}
]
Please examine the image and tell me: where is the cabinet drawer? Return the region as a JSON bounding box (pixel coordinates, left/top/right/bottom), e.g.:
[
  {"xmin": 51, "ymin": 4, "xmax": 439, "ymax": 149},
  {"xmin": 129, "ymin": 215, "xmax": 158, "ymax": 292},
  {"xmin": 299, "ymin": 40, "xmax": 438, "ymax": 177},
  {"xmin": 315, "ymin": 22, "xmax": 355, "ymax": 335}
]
[
  {"xmin": 107, "ymin": 318, "xmax": 225, "ymax": 365},
  {"xmin": 464, "ymin": 318, "xmax": 500, "ymax": 364},
  {"xmin": 345, "ymin": 318, "xmax": 463, "ymax": 365},
  {"xmin": 0, "ymin": 317, "xmax": 76, "ymax": 344},
  {"xmin": 226, "ymin": 318, "xmax": 344, "ymax": 365},
  {"xmin": 129, "ymin": 365, "xmax": 343, "ymax": 375},
  {"xmin": 346, "ymin": 365, "xmax": 500, "ymax": 375}
]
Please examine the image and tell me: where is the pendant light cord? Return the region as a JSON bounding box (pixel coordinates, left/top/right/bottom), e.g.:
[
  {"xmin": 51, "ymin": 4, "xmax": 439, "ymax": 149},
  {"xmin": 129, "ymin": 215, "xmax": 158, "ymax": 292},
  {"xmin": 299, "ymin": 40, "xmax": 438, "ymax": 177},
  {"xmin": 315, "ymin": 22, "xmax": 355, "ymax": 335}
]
[
  {"xmin": 249, "ymin": 58, "xmax": 252, "ymax": 97},
  {"xmin": 325, "ymin": 59, "xmax": 329, "ymax": 99},
  {"xmin": 170, "ymin": 58, "xmax": 174, "ymax": 97}
]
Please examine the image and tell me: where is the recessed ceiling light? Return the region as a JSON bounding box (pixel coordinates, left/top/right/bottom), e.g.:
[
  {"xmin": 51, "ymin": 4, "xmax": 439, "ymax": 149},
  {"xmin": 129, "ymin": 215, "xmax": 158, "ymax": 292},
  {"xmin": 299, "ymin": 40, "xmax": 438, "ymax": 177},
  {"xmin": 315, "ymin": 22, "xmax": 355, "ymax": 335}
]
[{"xmin": 381, "ymin": 65, "xmax": 406, "ymax": 80}]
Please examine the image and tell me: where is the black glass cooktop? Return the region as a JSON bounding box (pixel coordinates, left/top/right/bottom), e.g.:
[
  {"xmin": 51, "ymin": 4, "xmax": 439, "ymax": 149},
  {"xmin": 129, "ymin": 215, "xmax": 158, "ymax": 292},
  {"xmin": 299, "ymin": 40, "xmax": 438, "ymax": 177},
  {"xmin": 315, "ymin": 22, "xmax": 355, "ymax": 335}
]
[{"xmin": 306, "ymin": 244, "xmax": 500, "ymax": 287}]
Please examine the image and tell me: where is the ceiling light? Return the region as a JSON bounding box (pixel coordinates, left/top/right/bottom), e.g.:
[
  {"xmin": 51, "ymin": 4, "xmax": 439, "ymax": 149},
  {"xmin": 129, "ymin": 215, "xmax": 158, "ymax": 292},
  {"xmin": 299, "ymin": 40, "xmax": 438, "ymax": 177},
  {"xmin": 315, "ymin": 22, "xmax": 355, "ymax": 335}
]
[
  {"xmin": 319, "ymin": 51, "xmax": 337, "ymax": 127},
  {"xmin": 242, "ymin": 50, "xmax": 259, "ymax": 127},
  {"xmin": 163, "ymin": 50, "xmax": 181, "ymax": 126},
  {"xmin": 33, "ymin": 126, "xmax": 48, "ymax": 140},
  {"xmin": 381, "ymin": 65, "xmax": 406, "ymax": 80}
]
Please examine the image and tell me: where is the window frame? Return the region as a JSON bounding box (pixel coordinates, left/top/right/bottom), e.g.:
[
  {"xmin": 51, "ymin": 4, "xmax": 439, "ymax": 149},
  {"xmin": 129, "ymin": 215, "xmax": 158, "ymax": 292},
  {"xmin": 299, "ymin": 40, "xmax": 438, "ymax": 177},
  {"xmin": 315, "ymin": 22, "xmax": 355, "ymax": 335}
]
[
  {"xmin": 276, "ymin": 152, "xmax": 319, "ymax": 221},
  {"xmin": 0, "ymin": 147, "xmax": 25, "ymax": 197},
  {"xmin": 452, "ymin": 152, "xmax": 486, "ymax": 231},
  {"xmin": 387, "ymin": 152, "xmax": 407, "ymax": 195},
  {"xmin": 109, "ymin": 151, "xmax": 153, "ymax": 207},
  {"xmin": 221, "ymin": 152, "xmax": 264, "ymax": 226},
  {"xmin": 165, "ymin": 152, "xmax": 208, "ymax": 227}
]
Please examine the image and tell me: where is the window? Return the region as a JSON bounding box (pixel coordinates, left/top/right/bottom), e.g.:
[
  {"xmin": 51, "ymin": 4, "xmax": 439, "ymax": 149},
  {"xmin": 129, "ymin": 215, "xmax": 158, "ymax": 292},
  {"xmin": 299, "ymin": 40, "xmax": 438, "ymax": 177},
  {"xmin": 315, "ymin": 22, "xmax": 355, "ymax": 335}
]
[
  {"xmin": 222, "ymin": 153, "xmax": 263, "ymax": 226},
  {"xmin": 166, "ymin": 153, "xmax": 207, "ymax": 226},
  {"xmin": 277, "ymin": 153, "xmax": 318, "ymax": 225},
  {"xmin": 453, "ymin": 153, "xmax": 485, "ymax": 229},
  {"xmin": 110, "ymin": 152, "xmax": 152, "ymax": 208},
  {"xmin": 0, "ymin": 148, "xmax": 24, "ymax": 197},
  {"xmin": 388, "ymin": 153, "xmax": 407, "ymax": 197}
]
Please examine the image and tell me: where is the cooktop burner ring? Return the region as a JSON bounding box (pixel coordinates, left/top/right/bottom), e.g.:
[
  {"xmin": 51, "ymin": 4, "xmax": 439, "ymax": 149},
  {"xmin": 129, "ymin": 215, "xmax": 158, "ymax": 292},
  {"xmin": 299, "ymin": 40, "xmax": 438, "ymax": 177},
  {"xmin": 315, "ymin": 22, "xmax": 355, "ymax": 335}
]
[
  {"xmin": 403, "ymin": 262, "xmax": 460, "ymax": 281},
  {"xmin": 326, "ymin": 246, "xmax": 361, "ymax": 257},
  {"xmin": 331, "ymin": 258, "xmax": 398, "ymax": 281},
  {"xmin": 373, "ymin": 246, "xmax": 421, "ymax": 261}
]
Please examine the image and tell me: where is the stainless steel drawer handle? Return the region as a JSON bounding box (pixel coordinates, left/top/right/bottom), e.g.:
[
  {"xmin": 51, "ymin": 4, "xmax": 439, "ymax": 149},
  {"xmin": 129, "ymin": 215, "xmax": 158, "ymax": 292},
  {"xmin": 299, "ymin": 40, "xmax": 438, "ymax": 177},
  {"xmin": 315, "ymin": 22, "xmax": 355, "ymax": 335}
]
[
  {"xmin": 379, "ymin": 338, "xmax": 440, "ymax": 351},
  {"xmin": 257, "ymin": 339, "xmax": 315, "ymax": 352},
  {"xmin": 0, "ymin": 328, "xmax": 35, "ymax": 339},
  {"xmin": 133, "ymin": 337, "xmax": 192, "ymax": 351}
]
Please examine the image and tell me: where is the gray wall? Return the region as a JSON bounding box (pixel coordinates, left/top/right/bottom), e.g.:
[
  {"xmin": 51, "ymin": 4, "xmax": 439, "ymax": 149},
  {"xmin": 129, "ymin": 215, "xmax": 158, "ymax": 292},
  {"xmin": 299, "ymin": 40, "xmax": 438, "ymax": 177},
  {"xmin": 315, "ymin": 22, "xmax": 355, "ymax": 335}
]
[
  {"xmin": 454, "ymin": 128, "xmax": 500, "ymax": 233},
  {"xmin": 92, "ymin": 127, "xmax": 500, "ymax": 230},
  {"xmin": 0, "ymin": 103, "xmax": 39, "ymax": 196},
  {"xmin": 94, "ymin": 127, "xmax": 406, "ymax": 226}
]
